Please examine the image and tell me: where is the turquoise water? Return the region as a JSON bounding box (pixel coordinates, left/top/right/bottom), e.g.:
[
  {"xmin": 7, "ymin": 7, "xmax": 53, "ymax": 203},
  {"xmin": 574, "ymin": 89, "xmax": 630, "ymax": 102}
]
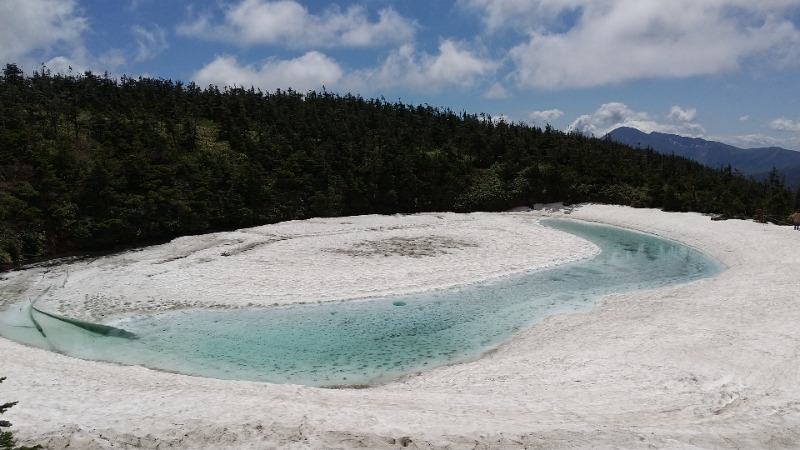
[{"xmin": 0, "ymin": 219, "xmax": 722, "ymax": 387}]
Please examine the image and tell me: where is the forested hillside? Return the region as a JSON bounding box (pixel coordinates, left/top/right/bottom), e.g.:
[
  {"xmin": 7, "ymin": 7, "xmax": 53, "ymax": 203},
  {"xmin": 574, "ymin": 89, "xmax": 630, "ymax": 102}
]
[{"xmin": 0, "ymin": 63, "xmax": 795, "ymax": 267}]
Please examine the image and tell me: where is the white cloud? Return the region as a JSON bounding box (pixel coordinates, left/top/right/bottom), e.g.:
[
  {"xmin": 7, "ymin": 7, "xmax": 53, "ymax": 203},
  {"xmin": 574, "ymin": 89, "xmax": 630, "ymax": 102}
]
[
  {"xmin": 529, "ymin": 109, "xmax": 564, "ymax": 124},
  {"xmin": 668, "ymin": 106, "xmax": 697, "ymax": 122},
  {"xmin": 594, "ymin": 102, "xmax": 645, "ymax": 124},
  {"xmin": 716, "ymin": 133, "xmax": 800, "ymax": 151},
  {"xmin": 337, "ymin": 8, "xmax": 416, "ymax": 47},
  {"xmin": 350, "ymin": 40, "xmax": 499, "ymax": 93},
  {"xmin": 178, "ymin": 0, "xmax": 416, "ymax": 48},
  {"xmin": 426, "ymin": 41, "xmax": 497, "ymax": 86},
  {"xmin": 463, "ymin": 0, "xmax": 800, "ymax": 89},
  {"xmin": 0, "ymin": 0, "xmax": 87, "ymax": 67},
  {"xmin": 770, "ymin": 117, "xmax": 800, "ymax": 132},
  {"xmin": 567, "ymin": 104, "xmax": 800, "ymax": 150},
  {"xmin": 0, "ymin": 0, "xmax": 169, "ymax": 75},
  {"xmin": 567, "ymin": 102, "xmax": 704, "ymax": 137},
  {"xmin": 739, "ymin": 115, "xmax": 750, "ymax": 122},
  {"xmin": 191, "ymin": 52, "xmax": 343, "ymax": 92},
  {"xmin": 460, "ymin": 0, "xmax": 580, "ymax": 34},
  {"xmin": 132, "ymin": 25, "xmax": 168, "ymax": 63},
  {"xmin": 39, "ymin": 47, "xmax": 127, "ymax": 77},
  {"xmin": 483, "ymin": 82, "xmax": 510, "ymax": 99}
]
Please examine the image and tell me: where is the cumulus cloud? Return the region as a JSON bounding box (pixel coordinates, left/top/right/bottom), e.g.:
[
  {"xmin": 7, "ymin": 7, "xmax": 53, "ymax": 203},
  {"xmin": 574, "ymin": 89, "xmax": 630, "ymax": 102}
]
[
  {"xmin": 0, "ymin": 0, "xmax": 170, "ymax": 75},
  {"xmin": 178, "ymin": 0, "xmax": 416, "ymax": 48},
  {"xmin": 594, "ymin": 102, "xmax": 645, "ymax": 124},
  {"xmin": 191, "ymin": 52, "xmax": 343, "ymax": 92},
  {"xmin": 350, "ymin": 40, "xmax": 499, "ymax": 93},
  {"xmin": 529, "ymin": 109, "xmax": 564, "ymax": 124},
  {"xmin": 770, "ymin": 117, "xmax": 800, "ymax": 132},
  {"xmin": 567, "ymin": 102, "xmax": 704, "ymax": 137},
  {"xmin": 462, "ymin": 0, "xmax": 800, "ymax": 89},
  {"xmin": 41, "ymin": 48, "xmax": 129, "ymax": 77},
  {"xmin": 739, "ymin": 115, "xmax": 750, "ymax": 122},
  {"xmin": 0, "ymin": 0, "xmax": 87, "ymax": 67},
  {"xmin": 668, "ymin": 106, "xmax": 697, "ymax": 122},
  {"xmin": 132, "ymin": 25, "xmax": 168, "ymax": 63},
  {"xmin": 424, "ymin": 41, "xmax": 497, "ymax": 87}
]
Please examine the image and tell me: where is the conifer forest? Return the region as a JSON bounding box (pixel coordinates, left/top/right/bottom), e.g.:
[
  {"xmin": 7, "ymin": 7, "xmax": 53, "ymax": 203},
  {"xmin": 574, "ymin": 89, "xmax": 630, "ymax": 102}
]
[{"xmin": 0, "ymin": 64, "xmax": 795, "ymax": 266}]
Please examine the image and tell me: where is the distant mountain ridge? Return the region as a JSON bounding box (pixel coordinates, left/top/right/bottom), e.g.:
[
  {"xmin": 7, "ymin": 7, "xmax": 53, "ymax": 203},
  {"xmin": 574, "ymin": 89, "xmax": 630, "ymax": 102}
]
[{"xmin": 606, "ymin": 127, "xmax": 800, "ymax": 187}]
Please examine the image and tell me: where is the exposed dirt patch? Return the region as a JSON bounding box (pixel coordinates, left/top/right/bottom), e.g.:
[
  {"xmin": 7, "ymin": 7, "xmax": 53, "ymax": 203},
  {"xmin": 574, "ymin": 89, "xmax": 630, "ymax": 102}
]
[{"xmin": 326, "ymin": 235, "xmax": 479, "ymax": 258}]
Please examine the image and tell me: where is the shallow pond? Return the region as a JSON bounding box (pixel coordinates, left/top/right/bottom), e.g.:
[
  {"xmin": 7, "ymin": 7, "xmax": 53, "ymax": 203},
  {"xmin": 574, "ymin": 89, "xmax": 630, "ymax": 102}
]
[{"xmin": 0, "ymin": 218, "xmax": 722, "ymax": 387}]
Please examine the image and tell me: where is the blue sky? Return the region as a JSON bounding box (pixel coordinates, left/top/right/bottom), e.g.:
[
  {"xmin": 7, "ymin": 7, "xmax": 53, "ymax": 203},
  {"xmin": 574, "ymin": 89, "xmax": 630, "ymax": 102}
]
[{"xmin": 2, "ymin": 0, "xmax": 800, "ymax": 150}]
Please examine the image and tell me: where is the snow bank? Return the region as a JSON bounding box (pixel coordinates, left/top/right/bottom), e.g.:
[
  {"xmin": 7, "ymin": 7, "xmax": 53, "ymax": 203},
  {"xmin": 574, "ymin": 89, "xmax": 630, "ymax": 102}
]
[{"xmin": 2, "ymin": 205, "xmax": 799, "ymax": 449}]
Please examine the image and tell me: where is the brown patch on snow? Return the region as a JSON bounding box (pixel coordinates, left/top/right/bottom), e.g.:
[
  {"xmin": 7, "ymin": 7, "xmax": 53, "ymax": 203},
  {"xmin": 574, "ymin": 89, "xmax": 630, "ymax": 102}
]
[{"xmin": 325, "ymin": 235, "xmax": 479, "ymax": 258}]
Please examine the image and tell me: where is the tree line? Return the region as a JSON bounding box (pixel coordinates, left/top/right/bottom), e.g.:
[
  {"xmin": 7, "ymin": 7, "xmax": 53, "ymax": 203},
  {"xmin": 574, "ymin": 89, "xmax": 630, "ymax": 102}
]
[{"xmin": 0, "ymin": 63, "xmax": 795, "ymax": 267}]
